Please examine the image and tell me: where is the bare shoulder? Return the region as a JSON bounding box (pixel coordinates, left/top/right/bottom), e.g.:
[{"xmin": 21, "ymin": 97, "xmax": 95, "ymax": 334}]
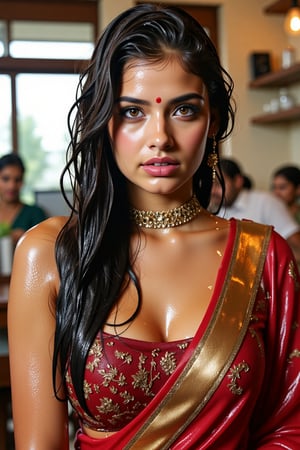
[
  {"xmin": 16, "ymin": 216, "xmax": 68, "ymax": 252},
  {"xmin": 11, "ymin": 216, "xmax": 70, "ymax": 292}
]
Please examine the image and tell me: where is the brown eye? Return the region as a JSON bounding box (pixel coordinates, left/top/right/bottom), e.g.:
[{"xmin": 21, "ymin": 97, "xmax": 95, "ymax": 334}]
[
  {"xmin": 178, "ymin": 106, "xmax": 190, "ymax": 116},
  {"xmin": 121, "ymin": 107, "xmax": 144, "ymax": 119},
  {"xmin": 174, "ymin": 104, "xmax": 200, "ymax": 118}
]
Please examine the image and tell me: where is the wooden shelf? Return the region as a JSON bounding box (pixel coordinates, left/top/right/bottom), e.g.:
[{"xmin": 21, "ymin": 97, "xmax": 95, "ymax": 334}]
[
  {"xmin": 264, "ymin": 0, "xmax": 291, "ymax": 14},
  {"xmin": 249, "ymin": 1, "xmax": 300, "ymax": 125},
  {"xmin": 251, "ymin": 105, "xmax": 300, "ymax": 124},
  {"xmin": 249, "ymin": 62, "xmax": 300, "ymax": 88}
]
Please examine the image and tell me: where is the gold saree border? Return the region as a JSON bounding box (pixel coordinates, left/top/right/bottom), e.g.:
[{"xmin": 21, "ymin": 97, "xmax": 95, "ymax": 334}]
[{"xmin": 125, "ymin": 220, "xmax": 272, "ymax": 450}]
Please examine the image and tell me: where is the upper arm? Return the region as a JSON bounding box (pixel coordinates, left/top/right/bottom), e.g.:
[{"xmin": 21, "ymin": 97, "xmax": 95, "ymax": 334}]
[
  {"xmin": 251, "ymin": 232, "xmax": 300, "ymax": 446},
  {"xmin": 8, "ymin": 217, "xmax": 69, "ymax": 450}
]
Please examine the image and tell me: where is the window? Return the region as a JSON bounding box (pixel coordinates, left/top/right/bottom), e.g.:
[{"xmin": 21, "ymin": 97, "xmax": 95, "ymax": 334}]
[
  {"xmin": 0, "ymin": 75, "xmax": 12, "ymax": 153},
  {"xmin": 10, "ymin": 20, "xmax": 94, "ymax": 59},
  {"xmin": 17, "ymin": 73, "xmax": 79, "ymax": 197},
  {"xmin": 0, "ymin": 0, "xmax": 98, "ymax": 202}
]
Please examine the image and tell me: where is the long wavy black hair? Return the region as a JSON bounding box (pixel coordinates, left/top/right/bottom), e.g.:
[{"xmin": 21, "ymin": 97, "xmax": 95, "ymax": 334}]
[{"xmin": 53, "ymin": 3, "xmax": 235, "ymax": 413}]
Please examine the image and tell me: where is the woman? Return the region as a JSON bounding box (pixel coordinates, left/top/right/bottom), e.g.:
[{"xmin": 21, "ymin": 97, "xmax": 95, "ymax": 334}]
[
  {"xmin": 8, "ymin": 4, "xmax": 300, "ymax": 449},
  {"xmin": 0, "ymin": 153, "xmax": 46, "ymax": 244},
  {"xmin": 272, "ymin": 164, "xmax": 300, "ymax": 224}
]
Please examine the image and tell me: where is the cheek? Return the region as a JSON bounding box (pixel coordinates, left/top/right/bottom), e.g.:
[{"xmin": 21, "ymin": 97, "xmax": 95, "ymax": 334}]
[
  {"xmin": 112, "ymin": 124, "xmax": 146, "ymax": 156},
  {"xmin": 112, "ymin": 128, "xmax": 144, "ymax": 172},
  {"xmin": 286, "ymin": 188, "xmax": 296, "ymax": 200},
  {"xmin": 183, "ymin": 124, "xmax": 208, "ymax": 161},
  {"xmin": 114, "ymin": 130, "xmax": 132, "ymax": 152}
]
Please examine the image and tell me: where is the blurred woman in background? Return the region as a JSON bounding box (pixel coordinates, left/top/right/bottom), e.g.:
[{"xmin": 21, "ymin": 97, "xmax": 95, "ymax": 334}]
[
  {"xmin": 272, "ymin": 164, "xmax": 300, "ymax": 224},
  {"xmin": 0, "ymin": 153, "xmax": 46, "ymax": 244}
]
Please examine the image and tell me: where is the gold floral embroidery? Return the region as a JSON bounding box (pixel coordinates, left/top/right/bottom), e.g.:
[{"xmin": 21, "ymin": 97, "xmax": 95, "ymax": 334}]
[
  {"xmin": 66, "ymin": 335, "xmax": 190, "ymax": 430},
  {"xmin": 227, "ymin": 361, "xmax": 250, "ymax": 395},
  {"xmin": 288, "ymin": 349, "xmax": 300, "ymax": 363},
  {"xmin": 86, "ymin": 339, "xmax": 104, "ymax": 372},
  {"xmin": 115, "ymin": 350, "xmax": 133, "ymax": 364},
  {"xmin": 99, "ymin": 365, "xmax": 126, "ymax": 387},
  {"xmin": 288, "ymin": 260, "xmax": 297, "ymax": 280},
  {"xmin": 152, "ymin": 348, "xmax": 160, "ymax": 358},
  {"xmin": 120, "ymin": 390, "xmax": 135, "ymax": 404},
  {"xmin": 178, "ymin": 342, "xmax": 189, "ymax": 350},
  {"xmin": 131, "ymin": 353, "xmax": 161, "ymax": 396},
  {"xmin": 288, "ymin": 260, "xmax": 300, "ymax": 290},
  {"xmin": 160, "ymin": 351, "xmax": 177, "ymax": 375},
  {"xmin": 96, "ymin": 397, "xmax": 120, "ymax": 414},
  {"xmin": 249, "ymin": 327, "xmax": 264, "ymax": 355},
  {"xmin": 83, "ymin": 379, "xmax": 93, "ymax": 400},
  {"xmin": 90, "ymin": 339, "xmax": 103, "ymax": 357}
]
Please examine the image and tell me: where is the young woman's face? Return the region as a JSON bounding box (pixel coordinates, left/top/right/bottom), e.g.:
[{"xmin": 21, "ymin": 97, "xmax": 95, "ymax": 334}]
[
  {"xmin": 0, "ymin": 165, "xmax": 23, "ymax": 203},
  {"xmin": 272, "ymin": 175, "xmax": 298, "ymax": 206},
  {"xmin": 108, "ymin": 57, "xmax": 213, "ymax": 201}
]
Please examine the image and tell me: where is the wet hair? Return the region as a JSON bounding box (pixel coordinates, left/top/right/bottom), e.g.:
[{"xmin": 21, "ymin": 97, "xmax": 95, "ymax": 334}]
[
  {"xmin": 0, "ymin": 153, "xmax": 25, "ymax": 174},
  {"xmin": 53, "ymin": 3, "xmax": 235, "ymax": 411},
  {"xmin": 273, "ymin": 165, "xmax": 300, "ymax": 188}
]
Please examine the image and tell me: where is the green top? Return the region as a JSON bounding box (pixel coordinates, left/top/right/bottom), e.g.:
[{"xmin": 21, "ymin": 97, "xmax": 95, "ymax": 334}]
[{"xmin": 12, "ymin": 204, "xmax": 47, "ymax": 231}]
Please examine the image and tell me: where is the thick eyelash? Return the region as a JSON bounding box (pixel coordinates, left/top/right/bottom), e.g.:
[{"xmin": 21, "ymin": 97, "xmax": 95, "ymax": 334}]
[
  {"xmin": 119, "ymin": 106, "xmax": 144, "ymax": 119},
  {"xmin": 174, "ymin": 104, "xmax": 201, "ymax": 116}
]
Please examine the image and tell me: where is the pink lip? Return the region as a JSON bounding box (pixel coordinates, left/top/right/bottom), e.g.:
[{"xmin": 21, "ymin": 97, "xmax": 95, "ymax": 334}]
[
  {"xmin": 143, "ymin": 157, "xmax": 178, "ymax": 166},
  {"xmin": 141, "ymin": 157, "xmax": 179, "ymax": 177}
]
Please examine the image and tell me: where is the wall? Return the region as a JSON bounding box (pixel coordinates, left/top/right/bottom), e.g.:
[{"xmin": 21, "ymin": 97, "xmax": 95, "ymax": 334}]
[{"xmin": 99, "ymin": 0, "xmax": 300, "ymax": 189}]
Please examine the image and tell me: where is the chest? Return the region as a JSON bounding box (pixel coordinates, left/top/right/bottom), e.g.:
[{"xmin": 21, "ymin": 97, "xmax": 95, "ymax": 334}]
[{"xmin": 104, "ymin": 229, "xmax": 228, "ymax": 341}]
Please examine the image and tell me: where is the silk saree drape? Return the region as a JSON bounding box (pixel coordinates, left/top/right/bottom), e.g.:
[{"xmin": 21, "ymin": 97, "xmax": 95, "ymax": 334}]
[{"xmin": 74, "ymin": 219, "xmax": 300, "ymax": 449}]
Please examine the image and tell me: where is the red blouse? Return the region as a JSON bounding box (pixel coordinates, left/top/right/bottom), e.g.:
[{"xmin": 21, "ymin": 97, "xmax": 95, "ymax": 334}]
[{"xmin": 66, "ymin": 332, "xmax": 192, "ymax": 431}]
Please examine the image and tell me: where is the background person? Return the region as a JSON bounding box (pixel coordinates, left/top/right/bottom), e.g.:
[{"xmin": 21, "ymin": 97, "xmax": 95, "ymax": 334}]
[
  {"xmin": 0, "ymin": 153, "xmax": 47, "ymax": 244},
  {"xmin": 271, "ymin": 164, "xmax": 300, "ymax": 224},
  {"xmin": 242, "ymin": 173, "xmax": 253, "ymax": 190},
  {"xmin": 210, "ymin": 157, "xmax": 300, "ymax": 267},
  {"xmin": 8, "ymin": 4, "xmax": 300, "ymax": 449}
]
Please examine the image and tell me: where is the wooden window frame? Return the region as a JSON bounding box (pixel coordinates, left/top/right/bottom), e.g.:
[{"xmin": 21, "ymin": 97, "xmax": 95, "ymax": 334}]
[{"xmin": 0, "ymin": 0, "xmax": 98, "ymax": 152}]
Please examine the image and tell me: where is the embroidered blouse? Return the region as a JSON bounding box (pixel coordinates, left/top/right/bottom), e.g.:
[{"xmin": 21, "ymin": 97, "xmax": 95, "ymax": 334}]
[{"xmin": 66, "ymin": 332, "xmax": 192, "ymax": 431}]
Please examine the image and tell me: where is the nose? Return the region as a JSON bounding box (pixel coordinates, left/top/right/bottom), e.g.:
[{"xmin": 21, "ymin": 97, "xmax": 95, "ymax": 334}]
[{"xmin": 147, "ymin": 111, "xmax": 174, "ymax": 150}]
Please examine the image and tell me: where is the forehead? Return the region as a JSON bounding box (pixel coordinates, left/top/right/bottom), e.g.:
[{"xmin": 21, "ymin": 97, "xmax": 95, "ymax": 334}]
[
  {"xmin": 274, "ymin": 175, "xmax": 292, "ymax": 185},
  {"xmin": 0, "ymin": 165, "xmax": 23, "ymax": 176},
  {"xmin": 120, "ymin": 57, "xmax": 206, "ymax": 97}
]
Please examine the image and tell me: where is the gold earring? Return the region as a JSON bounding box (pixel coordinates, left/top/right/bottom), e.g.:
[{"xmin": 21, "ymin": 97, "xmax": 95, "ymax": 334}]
[{"xmin": 207, "ymin": 134, "xmax": 218, "ymax": 181}]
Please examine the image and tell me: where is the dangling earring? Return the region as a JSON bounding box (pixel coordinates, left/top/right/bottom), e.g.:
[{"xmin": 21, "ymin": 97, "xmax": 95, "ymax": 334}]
[{"xmin": 207, "ymin": 134, "xmax": 218, "ymax": 181}]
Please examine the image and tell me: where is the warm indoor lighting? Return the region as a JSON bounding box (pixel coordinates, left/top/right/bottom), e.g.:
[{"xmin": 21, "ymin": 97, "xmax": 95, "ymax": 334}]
[{"xmin": 285, "ymin": 0, "xmax": 300, "ymax": 35}]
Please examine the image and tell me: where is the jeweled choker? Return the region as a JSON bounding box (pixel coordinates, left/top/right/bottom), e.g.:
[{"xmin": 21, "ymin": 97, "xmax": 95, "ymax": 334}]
[{"xmin": 130, "ymin": 195, "xmax": 201, "ymax": 229}]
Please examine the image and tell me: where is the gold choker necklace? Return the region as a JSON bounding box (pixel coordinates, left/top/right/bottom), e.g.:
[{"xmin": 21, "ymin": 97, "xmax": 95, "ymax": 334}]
[{"xmin": 130, "ymin": 195, "xmax": 201, "ymax": 229}]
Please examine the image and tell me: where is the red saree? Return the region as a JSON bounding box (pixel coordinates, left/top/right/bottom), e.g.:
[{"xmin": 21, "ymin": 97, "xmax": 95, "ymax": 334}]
[{"xmin": 74, "ymin": 219, "xmax": 300, "ymax": 449}]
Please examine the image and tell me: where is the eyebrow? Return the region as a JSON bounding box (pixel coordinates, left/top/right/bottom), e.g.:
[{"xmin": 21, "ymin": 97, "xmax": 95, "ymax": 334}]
[{"xmin": 116, "ymin": 93, "xmax": 204, "ymax": 105}]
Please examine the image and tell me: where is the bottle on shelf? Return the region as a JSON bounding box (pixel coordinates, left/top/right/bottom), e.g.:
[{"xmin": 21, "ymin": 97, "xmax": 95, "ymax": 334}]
[
  {"xmin": 279, "ymin": 88, "xmax": 295, "ymax": 110},
  {"xmin": 281, "ymin": 46, "xmax": 295, "ymax": 69}
]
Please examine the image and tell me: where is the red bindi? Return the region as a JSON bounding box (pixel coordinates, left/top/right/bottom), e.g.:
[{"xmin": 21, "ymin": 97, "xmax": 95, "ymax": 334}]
[{"xmin": 155, "ymin": 97, "xmax": 162, "ymax": 103}]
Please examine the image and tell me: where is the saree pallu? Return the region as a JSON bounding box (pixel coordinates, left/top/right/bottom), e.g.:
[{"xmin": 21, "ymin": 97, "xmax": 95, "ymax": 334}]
[{"xmin": 74, "ymin": 219, "xmax": 300, "ymax": 449}]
